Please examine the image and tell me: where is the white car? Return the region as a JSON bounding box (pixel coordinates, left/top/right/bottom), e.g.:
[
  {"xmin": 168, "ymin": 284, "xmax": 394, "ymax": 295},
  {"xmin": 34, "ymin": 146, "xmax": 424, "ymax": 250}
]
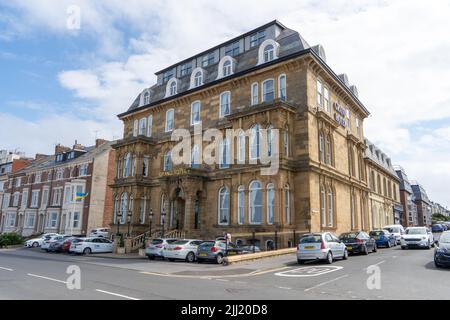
[
  {"xmin": 145, "ymin": 238, "xmax": 178, "ymax": 260},
  {"xmin": 88, "ymin": 228, "xmax": 110, "ymax": 238},
  {"xmin": 163, "ymin": 239, "xmax": 204, "ymax": 262},
  {"xmin": 297, "ymin": 232, "xmax": 348, "ymax": 264},
  {"xmin": 41, "ymin": 235, "xmax": 70, "ymax": 251},
  {"xmin": 401, "ymin": 227, "xmax": 434, "ymax": 250},
  {"xmin": 25, "ymin": 233, "xmax": 59, "ymax": 248},
  {"xmin": 383, "ymin": 225, "xmax": 405, "ymax": 244},
  {"xmin": 70, "ymin": 238, "xmax": 113, "ymax": 255}
]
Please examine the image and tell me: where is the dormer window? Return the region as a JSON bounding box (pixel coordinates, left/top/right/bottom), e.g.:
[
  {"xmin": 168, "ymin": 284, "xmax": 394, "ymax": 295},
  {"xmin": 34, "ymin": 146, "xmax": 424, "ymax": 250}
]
[
  {"xmin": 250, "ymin": 30, "xmax": 266, "ymax": 48},
  {"xmin": 143, "ymin": 91, "xmax": 150, "ymax": 105},
  {"xmin": 163, "ymin": 70, "xmax": 174, "ymax": 83},
  {"xmin": 190, "ymin": 68, "xmax": 204, "ymax": 89},
  {"xmin": 225, "ymin": 41, "xmax": 240, "ymax": 57},
  {"xmin": 223, "ymin": 61, "xmax": 232, "ymax": 77},
  {"xmin": 217, "ymin": 56, "xmax": 236, "ymax": 79},
  {"xmin": 170, "ymin": 81, "xmax": 177, "ymax": 95},
  {"xmin": 257, "ymin": 40, "xmax": 280, "ymax": 65},
  {"xmin": 180, "ymin": 63, "xmax": 192, "ymax": 77},
  {"xmin": 165, "ymin": 78, "xmax": 179, "ymax": 97},
  {"xmin": 202, "ymin": 52, "xmax": 215, "ymax": 67}
]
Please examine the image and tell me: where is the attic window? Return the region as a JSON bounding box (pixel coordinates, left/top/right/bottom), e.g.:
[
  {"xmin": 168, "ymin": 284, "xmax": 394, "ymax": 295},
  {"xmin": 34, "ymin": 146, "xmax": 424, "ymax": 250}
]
[
  {"xmin": 143, "ymin": 91, "xmax": 150, "ymax": 105},
  {"xmin": 250, "ymin": 30, "xmax": 266, "ymax": 48},
  {"xmin": 180, "ymin": 63, "xmax": 192, "ymax": 77},
  {"xmin": 163, "ymin": 70, "xmax": 174, "ymax": 83}
]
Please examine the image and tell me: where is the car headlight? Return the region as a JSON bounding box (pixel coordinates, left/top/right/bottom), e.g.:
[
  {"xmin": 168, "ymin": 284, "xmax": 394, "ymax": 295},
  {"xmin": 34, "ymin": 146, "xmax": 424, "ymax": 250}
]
[{"xmin": 422, "ymin": 237, "xmax": 427, "ymax": 240}]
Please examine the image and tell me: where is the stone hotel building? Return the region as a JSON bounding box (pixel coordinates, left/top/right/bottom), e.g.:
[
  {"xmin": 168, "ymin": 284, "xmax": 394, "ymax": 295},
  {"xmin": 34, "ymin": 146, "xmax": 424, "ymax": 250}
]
[{"xmin": 111, "ymin": 20, "xmax": 375, "ymax": 248}]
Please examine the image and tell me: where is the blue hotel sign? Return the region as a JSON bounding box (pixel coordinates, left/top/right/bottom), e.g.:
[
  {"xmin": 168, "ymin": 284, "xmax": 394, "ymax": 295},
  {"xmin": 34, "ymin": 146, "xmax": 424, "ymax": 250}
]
[{"xmin": 333, "ymin": 102, "xmax": 348, "ymax": 128}]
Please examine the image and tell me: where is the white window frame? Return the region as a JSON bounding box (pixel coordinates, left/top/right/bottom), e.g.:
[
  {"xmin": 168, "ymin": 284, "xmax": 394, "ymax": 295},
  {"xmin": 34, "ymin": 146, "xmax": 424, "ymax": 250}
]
[
  {"xmin": 251, "ymin": 82, "xmax": 259, "ymax": 106},
  {"xmin": 219, "ymin": 91, "xmax": 231, "ymax": 118},
  {"xmin": 249, "ymin": 181, "xmax": 263, "ymax": 225},
  {"xmin": 250, "ymin": 124, "xmax": 261, "ymax": 160},
  {"xmin": 262, "ymin": 79, "xmax": 275, "ymax": 103},
  {"xmin": 238, "ymin": 186, "xmax": 245, "ymax": 225},
  {"xmin": 191, "ymin": 101, "xmax": 201, "ymax": 125},
  {"xmin": 139, "ymin": 117, "xmax": 147, "ymax": 136},
  {"xmin": 219, "ymin": 138, "xmax": 230, "ymax": 169},
  {"xmin": 324, "ymin": 86, "xmax": 330, "ymax": 112},
  {"xmin": 147, "ymin": 115, "xmax": 153, "ymax": 137},
  {"xmin": 12, "ymin": 192, "xmax": 20, "ymax": 207},
  {"xmin": 41, "ymin": 187, "xmax": 49, "ymax": 209},
  {"xmin": 30, "ymin": 190, "xmax": 40, "ymax": 208},
  {"xmin": 278, "ymin": 74, "xmax": 287, "ymax": 101},
  {"xmin": 133, "ymin": 119, "xmax": 139, "ymax": 137},
  {"xmin": 285, "ymin": 184, "xmax": 291, "ymax": 225},
  {"xmin": 21, "ymin": 189, "xmax": 28, "ymax": 208},
  {"xmin": 317, "ymin": 80, "xmax": 323, "ymax": 107},
  {"xmin": 25, "ymin": 212, "xmax": 36, "ymax": 228},
  {"xmin": 165, "ymin": 109, "xmax": 174, "ymax": 132},
  {"xmin": 218, "ymin": 187, "xmax": 230, "ymax": 226},
  {"xmin": 267, "ymin": 183, "xmax": 275, "ymax": 225}
]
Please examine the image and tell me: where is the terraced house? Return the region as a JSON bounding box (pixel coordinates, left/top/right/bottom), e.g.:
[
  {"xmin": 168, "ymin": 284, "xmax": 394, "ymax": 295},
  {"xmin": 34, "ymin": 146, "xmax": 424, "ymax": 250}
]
[
  {"xmin": 112, "ymin": 20, "xmax": 372, "ymax": 249},
  {"xmin": 365, "ymin": 140, "xmax": 402, "ymax": 229},
  {"xmin": 0, "ymin": 140, "xmax": 115, "ymax": 237}
]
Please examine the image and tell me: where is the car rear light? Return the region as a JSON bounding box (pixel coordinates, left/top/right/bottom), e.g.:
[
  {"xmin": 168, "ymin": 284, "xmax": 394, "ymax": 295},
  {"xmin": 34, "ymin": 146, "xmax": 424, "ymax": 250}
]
[
  {"xmin": 321, "ymin": 241, "xmax": 326, "ymax": 250},
  {"xmin": 211, "ymin": 246, "xmax": 218, "ymax": 252},
  {"xmin": 356, "ymin": 239, "xmax": 364, "ymax": 244},
  {"xmin": 174, "ymin": 246, "xmax": 182, "ymax": 251}
]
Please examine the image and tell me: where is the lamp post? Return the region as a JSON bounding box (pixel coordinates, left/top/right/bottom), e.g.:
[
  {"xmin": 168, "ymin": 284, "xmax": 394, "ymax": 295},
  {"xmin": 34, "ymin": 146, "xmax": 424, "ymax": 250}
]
[
  {"xmin": 148, "ymin": 208, "xmax": 153, "ymax": 237},
  {"xmin": 127, "ymin": 209, "xmax": 132, "ymax": 237},
  {"xmin": 161, "ymin": 207, "xmax": 166, "ymax": 238}
]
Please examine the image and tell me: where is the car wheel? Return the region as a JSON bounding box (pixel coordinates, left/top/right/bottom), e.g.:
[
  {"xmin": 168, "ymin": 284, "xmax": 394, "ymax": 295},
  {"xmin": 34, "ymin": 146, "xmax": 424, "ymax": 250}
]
[
  {"xmin": 297, "ymin": 259, "xmax": 304, "ymax": 264},
  {"xmin": 83, "ymin": 247, "xmax": 92, "ymax": 255},
  {"xmin": 373, "ymin": 244, "xmax": 377, "ymax": 253},
  {"xmin": 363, "ymin": 246, "xmax": 369, "ymax": 255},
  {"xmin": 32, "ymin": 242, "xmax": 39, "ymax": 248},
  {"xmin": 216, "ymin": 254, "xmax": 224, "ymax": 264},
  {"xmin": 186, "ymin": 252, "xmax": 195, "ymax": 263},
  {"xmin": 387, "ymin": 241, "xmax": 391, "ymax": 248},
  {"xmin": 168, "ymin": 258, "xmax": 175, "ymax": 262},
  {"xmin": 326, "ymin": 252, "xmax": 333, "ymax": 264},
  {"xmin": 343, "ymin": 249, "xmax": 348, "ymax": 260},
  {"xmin": 401, "ymin": 246, "xmax": 406, "ymax": 250}
]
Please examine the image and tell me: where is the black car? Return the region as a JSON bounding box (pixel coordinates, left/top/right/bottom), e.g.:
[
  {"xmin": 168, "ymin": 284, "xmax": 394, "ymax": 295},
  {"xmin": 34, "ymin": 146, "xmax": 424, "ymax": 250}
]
[
  {"xmin": 434, "ymin": 231, "xmax": 450, "ymax": 268},
  {"xmin": 339, "ymin": 231, "xmax": 377, "ymax": 255}
]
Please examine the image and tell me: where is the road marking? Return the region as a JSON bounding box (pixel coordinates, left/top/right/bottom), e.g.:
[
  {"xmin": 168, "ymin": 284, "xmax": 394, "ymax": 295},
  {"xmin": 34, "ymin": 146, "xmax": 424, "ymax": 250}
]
[
  {"xmin": 95, "ymin": 289, "xmax": 140, "ymax": 300},
  {"xmin": 275, "ymin": 266, "xmax": 343, "ymax": 278},
  {"xmin": 0, "ymin": 267, "xmax": 14, "ymax": 272},
  {"xmin": 27, "ymin": 273, "xmax": 67, "ymax": 284},
  {"xmin": 277, "ymin": 286, "xmax": 292, "ymax": 290},
  {"xmin": 304, "ymin": 274, "xmax": 349, "ymax": 292},
  {"xmin": 216, "ymin": 279, "xmax": 229, "ymax": 282},
  {"xmin": 364, "ymin": 260, "xmax": 385, "ymax": 270},
  {"xmin": 249, "ymin": 266, "xmax": 290, "ymax": 276}
]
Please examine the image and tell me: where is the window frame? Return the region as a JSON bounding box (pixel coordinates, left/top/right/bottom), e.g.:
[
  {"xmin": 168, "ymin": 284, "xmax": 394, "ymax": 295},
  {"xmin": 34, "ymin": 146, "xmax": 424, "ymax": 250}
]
[
  {"xmin": 218, "ymin": 187, "xmax": 230, "ymax": 226},
  {"xmin": 249, "ymin": 181, "xmax": 263, "ymax": 225},
  {"xmin": 165, "ymin": 109, "xmax": 175, "ymax": 132},
  {"xmin": 219, "ymin": 91, "xmax": 231, "ymax": 118},
  {"xmin": 191, "ymin": 101, "xmax": 201, "ymax": 126}
]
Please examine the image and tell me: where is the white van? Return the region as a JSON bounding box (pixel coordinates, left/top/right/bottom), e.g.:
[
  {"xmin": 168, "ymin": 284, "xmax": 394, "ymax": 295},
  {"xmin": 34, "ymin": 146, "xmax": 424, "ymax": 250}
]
[{"xmin": 383, "ymin": 225, "xmax": 405, "ymax": 244}]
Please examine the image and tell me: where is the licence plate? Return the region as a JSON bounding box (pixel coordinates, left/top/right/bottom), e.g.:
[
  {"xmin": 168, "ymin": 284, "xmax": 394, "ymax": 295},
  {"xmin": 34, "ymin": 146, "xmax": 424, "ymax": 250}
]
[
  {"xmin": 199, "ymin": 253, "xmax": 207, "ymax": 257},
  {"xmin": 227, "ymin": 251, "xmax": 236, "ymax": 255},
  {"xmin": 374, "ymin": 236, "xmax": 380, "ymax": 240},
  {"xmin": 304, "ymin": 246, "xmax": 315, "ymax": 250},
  {"xmin": 346, "ymin": 246, "xmax": 353, "ymax": 250}
]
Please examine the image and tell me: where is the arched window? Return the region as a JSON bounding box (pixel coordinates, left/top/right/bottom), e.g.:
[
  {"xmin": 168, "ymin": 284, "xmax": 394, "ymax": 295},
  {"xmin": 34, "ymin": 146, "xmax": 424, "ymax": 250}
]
[
  {"xmin": 219, "ymin": 138, "xmax": 230, "ymax": 169},
  {"xmin": 120, "ymin": 193, "xmax": 128, "ymax": 224},
  {"xmin": 139, "ymin": 118, "xmax": 146, "ymax": 136},
  {"xmin": 218, "ymin": 187, "xmax": 230, "ymax": 225},
  {"xmin": 262, "ymin": 79, "xmax": 275, "ymax": 102},
  {"xmin": 165, "ymin": 109, "xmax": 174, "ymax": 132},
  {"xmin": 251, "ymin": 82, "xmax": 259, "ymax": 105},
  {"xmin": 124, "ymin": 153, "xmax": 131, "ymax": 178},
  {"xmin": 264, "ymin": 44, "xmax": 275, "ymax": 62},
  {"xmin": 327, "ymin": 188, "xmax": 334, "ymax": 227},
  {"xmin": 285, "ymin": 184, "xmax": 291, "ymax": 224},
  {"xmin": 284, "ymin": 125, "xmax": 289, "ymax": 157},
  {"xmin": 320, "ymin": 186, "xmax": 326, "ymax": 227},
  {"xmin": 326, "ymin": 134, "xmax": 332, "ymax": 165},
  {"xmin": 194, "ymin": 71, "xmax": 203, "ymax": 87},
  {"xmin": 267, "ymin": 125, "xmax": 273, "ymax": 157},
  {"xmin": 279, "ymin": 74, "xmax": 286, "ymax": 101},
  {"xmin": 163, "ymin": 150, "xmax": 172, "ymax": 172},
  {"xmin": 191, "ymin": 101, "xmax": 201, "ymax": 125},
  {"xmin": 170, "ymin": 81, "xmax": 177, "ymax": 96},
  {"xmin": 140, "ymin": 196, "xmax": 146, "ymax": 224},
  {"xmin": 238, "ymin": 186, "xmax": 245, "ymax": 225},
  {"xmin": 249, "ymin": 181, "xmax": 262, "ymax": 224},
  {"xmin": 133, "ymin": 119, "xmax": 138, "ymax": 137},
  {"xmin": 220, "ymin": 91, "xmax": 231, "ymax": 117},
  {"xmin": 267, "ymin": 183, "xmax": 275, "ymax": 225},
  {"xmin": 237, "ymin": 130, "xmax": 246, "ymax": 163},
  {"xmin": 319, "ymin": 132, "xmax": 325, "ymax": 162},
  {"xmin": 191, "ymin": 145, "xmax": 200, "ymax": 169},
  {"xmin": 113, "ymin": 195, "xmax": 119, "ymax": 224},
  {"xmin": 223, "ymin": 60, "xmax": 232, "ymax": 77},
  {"xmin": 250, "ymin": 124, "xmax": 261, "ymax": 160},
  {"xmin": 147, "ymin": 115, "xmax": 153, "ymax": 137},
  {"xmin": 143, "ymin": 91, "xmax": 150, "ymax": 105}
]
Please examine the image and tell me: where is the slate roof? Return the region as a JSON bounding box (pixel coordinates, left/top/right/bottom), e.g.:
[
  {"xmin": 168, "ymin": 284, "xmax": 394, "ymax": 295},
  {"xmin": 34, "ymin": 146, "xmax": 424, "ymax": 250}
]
[
  {"xmin": 394, "ymin": 166, "xmax": 413, "ymax": 194},
  {"xmin": 411, "ymin": 184, "xmax": 431, "ymax": 204},
  {"xmin": 364, "ymin": 139, "xmax": 398, "ymax": 179},
  {"xmin": 120, "ymin": 20, "xmax": 369, "ymax": 118}
]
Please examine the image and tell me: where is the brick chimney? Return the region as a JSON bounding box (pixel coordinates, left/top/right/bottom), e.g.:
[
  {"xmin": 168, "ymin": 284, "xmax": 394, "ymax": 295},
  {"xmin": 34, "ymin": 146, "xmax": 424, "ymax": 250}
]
[
  {"xmin": 95, "ymin": 138, "xmax": 109, "ymax": 148},
  {"xmin": 72, "ymin": 140, "xmax": 85, "ymax": 151},
  {"xmin": 55, "ymin": 144, "xmax": 70, "ymax": 155}
]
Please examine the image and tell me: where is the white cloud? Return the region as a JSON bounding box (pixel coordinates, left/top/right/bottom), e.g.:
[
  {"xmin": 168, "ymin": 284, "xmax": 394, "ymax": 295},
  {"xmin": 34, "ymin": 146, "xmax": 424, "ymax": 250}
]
[{"xmin": 2, "ymin": 0, "xmax": 450, "ymax": 206}]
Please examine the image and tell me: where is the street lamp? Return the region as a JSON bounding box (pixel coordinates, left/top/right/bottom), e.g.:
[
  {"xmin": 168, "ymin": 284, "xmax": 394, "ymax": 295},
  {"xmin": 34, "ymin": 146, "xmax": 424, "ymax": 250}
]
[
  {"xmin": 148, "ymin": 208, "xmax": 154, "ymax": 237},
  {"xmin": 127, "ymin": 209, "xmax": 132, "ymax": 237},
  {"xmin": 161, "ymin": 207, "xmax": 166, "ymax": 238}
]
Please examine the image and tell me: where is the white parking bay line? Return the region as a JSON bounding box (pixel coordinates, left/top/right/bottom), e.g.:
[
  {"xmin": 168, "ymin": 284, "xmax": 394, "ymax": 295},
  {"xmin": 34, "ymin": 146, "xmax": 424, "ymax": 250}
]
[
  {"xmin": 95, "ymin": 289, "xmax": 140, "ymax": 300},
  {"xmin": 27, "ymin": 273, "xmax": 67, "ymax": 284},
  {"xmin": 0, "ymin": 267, "xmax": 14, "ymax": 272},
  {"xmin": 304, "ymin": 274, "xmax": 349, "ymax": 292}
]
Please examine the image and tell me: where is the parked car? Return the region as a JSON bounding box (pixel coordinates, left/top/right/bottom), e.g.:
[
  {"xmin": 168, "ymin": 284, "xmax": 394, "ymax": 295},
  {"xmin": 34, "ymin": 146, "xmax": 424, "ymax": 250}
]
[
  {"xmin": 432, "ymin": 224, "xmax": 445, "ymax": 233},
  {"xmin": 401, "ymin": 227, "xmax": 434, "ymax": 250},
  {"xmin": 88, "ymin": 228, "xmax": 110, "ymax": 238},
  {"xmin": 41, "ymin": 235, "xmax": 70, "ymax": 252},
  {"xmin": 47, "ymin": 236, "xmax": 73, "ymax": 253},
  {"xmin": 239, "ymin": 245, "xmax": 261, "ymax": 254},
  {"xmin": 339, "ymin": 231, "xmax": 377, "ymax": 255},
  {"xmin": 196, "ymin": 241, "xmax": 241, "ymax": 264},
  {"xmin": 145, "ymin": 238, "xmax": 178, "ymax": 260},
  {"xmin": 25, "ymin": 233, "xmax": 59, "ymax": 248},
  {"xmin": 383, "ymin": 225, "xmax": 405, "ymax": 244},
  {"xmin": 434, "ymin": 231, "xmax": 450, "ymax": 268},
  {"xmin": 370, "ymin": 230, "xmax": 396, "ymax": 248},
  {"xmin": 70, "ymin": 238, "xmax": 113, "ymax": 254},
  {"xmin": 297, "ymin": 233, "xmax": 348, "ymax": 264},
  {"xmin": 61, "ymin": 237, "xmax": 83, "ymax": 253},
  {"xmin": 163, "ymin": 239, "xmax": 204, "ymax": 262}
]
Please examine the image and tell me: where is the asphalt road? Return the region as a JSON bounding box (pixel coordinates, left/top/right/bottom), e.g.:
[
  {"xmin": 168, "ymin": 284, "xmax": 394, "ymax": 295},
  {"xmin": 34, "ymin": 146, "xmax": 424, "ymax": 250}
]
[{"xmin": 0, "ymin": 240, "xmax": 448, "ymax": 300}]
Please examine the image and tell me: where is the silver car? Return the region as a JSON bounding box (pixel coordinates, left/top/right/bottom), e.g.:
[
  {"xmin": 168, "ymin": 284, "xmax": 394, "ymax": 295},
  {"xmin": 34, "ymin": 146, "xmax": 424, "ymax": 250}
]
[
  {"xmin": 145, "ymin": 238, "xmax": 178, "ymax": 260},
  {"xmin": 297, "ymin": 233, "xmax": 348, "ymax": 264},
  {"xmin": 163, "ymin": 239, "xmax": 204, "ymax": 263}
]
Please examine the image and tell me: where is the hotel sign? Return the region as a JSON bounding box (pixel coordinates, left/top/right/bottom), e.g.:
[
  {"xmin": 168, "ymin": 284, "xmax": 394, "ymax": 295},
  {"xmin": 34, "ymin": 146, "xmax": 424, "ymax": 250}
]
[
  {"xmin": 333, "ymin": 102, "xmax": 348, "ymax": 128},
  {"xmin": 159, "ymin": 168, "xmax": 191, "ymax": 177}
]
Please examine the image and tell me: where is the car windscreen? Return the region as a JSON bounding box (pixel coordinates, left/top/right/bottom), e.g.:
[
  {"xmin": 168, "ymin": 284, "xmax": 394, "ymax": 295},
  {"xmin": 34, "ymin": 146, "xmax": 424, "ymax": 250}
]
[
  {"xmin": 340, "ymin": 233, "xmax": 358, "ymax": 239},
  {"xmin": 173, "ymin": 240, "xmax": 189, "ymax": 245},
  {"xmin": 406, "ymin": 228, "xmax": 426, "ymax": 235},
  {"xmin": 299, "ymin": 235, "xmax": 322, "ymax": 243},
  {"xmin": 166, "ymin": 239, "xmax": 178, "ymax": 244},
  {"xmin": 199, "ymin": 241, "xmax": 215, "ymax": 247},
  {"xmin": 151, "ymin": 239, "xmax": 163, "ymax": 245},
  {"xmin": 439, "ymin": 233, "xmax": 450, "ymax": 243}
]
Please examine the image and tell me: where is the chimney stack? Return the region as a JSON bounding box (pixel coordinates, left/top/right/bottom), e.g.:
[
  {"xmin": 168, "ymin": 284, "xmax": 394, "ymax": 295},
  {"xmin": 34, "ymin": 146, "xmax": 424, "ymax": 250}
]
[
  {"xmin": 55, "ymin": 144, "xmax": 70, "ymax": 155},
  {"xmin": 95, "ymin": 138, "xmax": 109, "ymax": 148}
]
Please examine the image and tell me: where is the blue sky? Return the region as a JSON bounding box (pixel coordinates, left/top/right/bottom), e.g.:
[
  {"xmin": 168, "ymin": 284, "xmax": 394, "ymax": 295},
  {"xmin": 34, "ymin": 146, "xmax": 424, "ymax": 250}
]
[{"xmin": 0, "ymin": 0, "xmax": 449, "ymax": 207}]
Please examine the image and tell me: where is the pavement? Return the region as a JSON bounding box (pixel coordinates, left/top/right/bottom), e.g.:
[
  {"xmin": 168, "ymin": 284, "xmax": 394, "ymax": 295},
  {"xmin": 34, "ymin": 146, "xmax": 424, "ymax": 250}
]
[{"xmin": 0, "ymin": 237, "xmax": 448, "ymax": 300}]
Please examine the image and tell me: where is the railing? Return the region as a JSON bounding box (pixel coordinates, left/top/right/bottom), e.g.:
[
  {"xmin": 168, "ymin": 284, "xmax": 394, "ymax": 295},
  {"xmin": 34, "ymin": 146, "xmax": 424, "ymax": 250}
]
[
  {"xmin": 130, "ymin": 231, "xmax": 150, "ymax": 251},
  {"xmin": 163, "ymin": 229, "xmax": 186, "ymax": 239}
]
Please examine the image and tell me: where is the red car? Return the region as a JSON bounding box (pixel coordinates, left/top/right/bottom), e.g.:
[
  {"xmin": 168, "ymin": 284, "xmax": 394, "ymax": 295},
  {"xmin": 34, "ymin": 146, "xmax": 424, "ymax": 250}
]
[{"xmin": 61, "ymin": 238, "xmax": 83, "ymax": 253}]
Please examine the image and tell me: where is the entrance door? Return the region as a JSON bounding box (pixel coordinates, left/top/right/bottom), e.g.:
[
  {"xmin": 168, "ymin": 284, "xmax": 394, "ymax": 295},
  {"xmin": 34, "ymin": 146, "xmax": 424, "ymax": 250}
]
[{"xmin": 174, "ymin": 198, "xmax": 185, "ymax": 230}]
